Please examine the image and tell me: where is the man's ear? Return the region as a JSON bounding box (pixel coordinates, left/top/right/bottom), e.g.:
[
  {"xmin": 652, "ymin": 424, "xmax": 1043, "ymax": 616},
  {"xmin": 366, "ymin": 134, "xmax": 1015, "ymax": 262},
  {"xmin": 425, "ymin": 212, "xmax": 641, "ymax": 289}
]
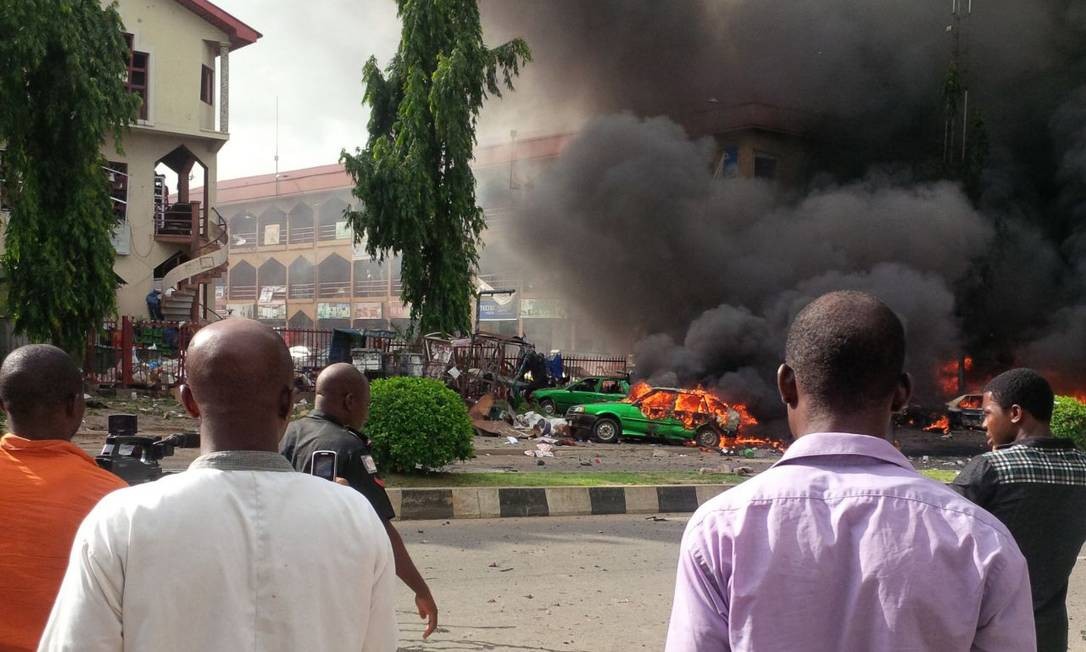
[
  {"xmin": 891, "ymin": 372, "xmax": 913, "ymax": 413},
  {"xmin": 179, "ymin": 384, "xmax": 201, "ymax": 418},
  {"xmin": 777, "ymin": 364, "xmax": 798, "ymax": 407},
  {"xmin": 1008, "ymin": 404, "xmax": 1025, "ymax": 424},
  {"xmin": 278, "ymin": 386, "xmax": 293, "ymax": 420},
  {"xmin": 65, "ymin": 393, "xmax": 84, "ymax": 419}
]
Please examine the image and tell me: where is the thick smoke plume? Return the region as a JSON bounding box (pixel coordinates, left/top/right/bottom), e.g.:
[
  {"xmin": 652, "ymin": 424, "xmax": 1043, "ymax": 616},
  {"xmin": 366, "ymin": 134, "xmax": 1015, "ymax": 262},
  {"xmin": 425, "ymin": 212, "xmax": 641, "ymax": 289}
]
[{"xmin": 479, "ymin": 0, "xmax": 1086, "ymax": 414}]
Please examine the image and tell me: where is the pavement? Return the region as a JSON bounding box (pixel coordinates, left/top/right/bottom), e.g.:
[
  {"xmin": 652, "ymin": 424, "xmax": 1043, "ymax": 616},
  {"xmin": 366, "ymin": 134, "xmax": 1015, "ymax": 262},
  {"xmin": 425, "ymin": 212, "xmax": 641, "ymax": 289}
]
[{"xmin": 392, "ymin": 513, "xmax": 1086, "ymax": 652}]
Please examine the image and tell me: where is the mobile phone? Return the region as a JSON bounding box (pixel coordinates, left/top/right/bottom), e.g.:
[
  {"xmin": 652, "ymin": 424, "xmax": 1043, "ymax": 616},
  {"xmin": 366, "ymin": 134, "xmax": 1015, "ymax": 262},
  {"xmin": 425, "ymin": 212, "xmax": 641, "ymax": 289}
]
[{"xmin": 310, "ymin": 450, "xmax": 338, "ymax": 481}]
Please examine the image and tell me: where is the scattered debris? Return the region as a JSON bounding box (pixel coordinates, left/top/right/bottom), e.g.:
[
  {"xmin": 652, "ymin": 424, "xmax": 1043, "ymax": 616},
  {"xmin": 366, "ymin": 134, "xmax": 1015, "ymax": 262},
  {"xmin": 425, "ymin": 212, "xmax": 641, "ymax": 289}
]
[
  {"xmin": 645, "ymin": 516, "xmax": 669, "ymax": 522},
  {"xmin": 735, "ymin": 466, "xmax": 754, "ymax": 476}
]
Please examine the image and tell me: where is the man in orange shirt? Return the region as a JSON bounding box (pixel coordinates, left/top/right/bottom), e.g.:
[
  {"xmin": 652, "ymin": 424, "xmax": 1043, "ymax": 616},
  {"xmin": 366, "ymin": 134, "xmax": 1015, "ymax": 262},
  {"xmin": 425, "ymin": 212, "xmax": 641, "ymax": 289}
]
[{"xmin": 0, "ymin": 345, "xmax": 126, "ymax": 651}]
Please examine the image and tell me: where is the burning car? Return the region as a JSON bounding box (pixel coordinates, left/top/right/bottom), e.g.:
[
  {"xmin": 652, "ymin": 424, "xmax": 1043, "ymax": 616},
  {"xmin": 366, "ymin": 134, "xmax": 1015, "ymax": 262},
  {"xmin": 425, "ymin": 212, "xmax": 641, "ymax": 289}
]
[
  {"xmin": 567, "ymin": 384, "xmax": 757, "ymax": 448},
  {"xmin": 531, "ymin": 375, "xmax": 631, "ymax": 416},
  {"xmin": 947, "ymin": 393, "xmax": 984, "ymax": 431}
]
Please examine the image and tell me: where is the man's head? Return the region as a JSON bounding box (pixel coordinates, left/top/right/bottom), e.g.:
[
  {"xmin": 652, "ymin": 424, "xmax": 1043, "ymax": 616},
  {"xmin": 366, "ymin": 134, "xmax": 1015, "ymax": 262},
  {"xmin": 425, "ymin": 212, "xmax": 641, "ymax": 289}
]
[
  {"xmin": 779, "ymin": 291, "xmax": 911, "ymax": 437},
  {"xmin": 0, "ymin": 344, "xmax": 85, "ymax": 440},
  {"xmin": 180, "ymin": 320, "xmax": 294, "ymax": 452},
  {"xmin": 315, "ymin": 363, "xmax": 370, "ymax": 430},
  {"xmin": 981, "ymin": 368, "xmax": 1054, "ymax": 448}
]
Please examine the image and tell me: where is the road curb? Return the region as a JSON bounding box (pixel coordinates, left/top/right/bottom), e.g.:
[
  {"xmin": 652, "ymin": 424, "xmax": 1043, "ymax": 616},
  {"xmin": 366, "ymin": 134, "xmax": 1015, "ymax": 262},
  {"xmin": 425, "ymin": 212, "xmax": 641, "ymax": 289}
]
[{"xmin": 387, "ymin": 484, "xmax": 738, "ymax": 520}]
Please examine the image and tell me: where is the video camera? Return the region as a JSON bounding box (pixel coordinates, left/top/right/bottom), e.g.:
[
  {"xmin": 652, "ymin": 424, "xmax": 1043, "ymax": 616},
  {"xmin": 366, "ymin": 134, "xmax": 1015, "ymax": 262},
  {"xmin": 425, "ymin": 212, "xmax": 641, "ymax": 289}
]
[{"xmin": 95, "ymin": 414, "xmax": 200, "ymax": 485}]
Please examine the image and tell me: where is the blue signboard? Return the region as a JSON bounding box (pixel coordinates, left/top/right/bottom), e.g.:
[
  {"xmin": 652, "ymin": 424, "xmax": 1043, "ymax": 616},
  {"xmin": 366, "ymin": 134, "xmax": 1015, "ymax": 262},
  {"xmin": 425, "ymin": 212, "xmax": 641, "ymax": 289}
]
[{"xmin": 479, "ymin": 297, "xmax": 518, "ymax": 321}]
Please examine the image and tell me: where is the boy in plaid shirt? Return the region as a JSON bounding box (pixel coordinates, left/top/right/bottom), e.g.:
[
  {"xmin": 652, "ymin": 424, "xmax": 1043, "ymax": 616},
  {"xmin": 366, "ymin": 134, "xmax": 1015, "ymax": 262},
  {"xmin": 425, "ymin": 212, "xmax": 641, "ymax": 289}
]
[{"xmin": 953, "ymin": 368, "xmax": 1086, "ymax": 652}]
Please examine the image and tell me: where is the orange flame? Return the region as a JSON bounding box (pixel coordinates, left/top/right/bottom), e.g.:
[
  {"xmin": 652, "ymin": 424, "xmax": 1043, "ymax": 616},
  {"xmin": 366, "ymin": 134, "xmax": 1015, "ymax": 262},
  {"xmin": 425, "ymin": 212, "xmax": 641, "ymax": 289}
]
[
  {"xmin": 623, "ymin": 382, "xmax": 780, "ymax": 450},
  {"xmin": 958, "ymin": 395, "xmax": 982, "ymax": 409},
  {"xmin": 936, "ymin": 356, "xmax": 973, "ymax": 397},
  {"xmin": 924, "ymin": 415, "xmax": 950, "ymax": 434}
]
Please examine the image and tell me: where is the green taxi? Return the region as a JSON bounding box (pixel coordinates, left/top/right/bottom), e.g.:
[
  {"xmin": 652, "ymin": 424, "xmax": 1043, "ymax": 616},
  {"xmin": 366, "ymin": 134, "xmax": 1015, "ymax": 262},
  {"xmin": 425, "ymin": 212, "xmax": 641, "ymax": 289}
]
[
  {"xmin": 531, "ymin": 376, "xmax": 631, "ymax": 416},
  {"xmin": 567, "ymin": 387, "xmax": 740, "ymax": 447}
]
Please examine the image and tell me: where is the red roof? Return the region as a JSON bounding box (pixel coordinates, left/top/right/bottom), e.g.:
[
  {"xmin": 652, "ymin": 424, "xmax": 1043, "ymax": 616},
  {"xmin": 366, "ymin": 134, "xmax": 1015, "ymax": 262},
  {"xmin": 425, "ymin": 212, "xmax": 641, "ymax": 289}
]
[
  {"xmin": 175, "ymin": 0, "xmax": 261, "ymax": 51},
  {"xmin": 215, "ymin": 133, "xmax": 571, "ymax": 205}
]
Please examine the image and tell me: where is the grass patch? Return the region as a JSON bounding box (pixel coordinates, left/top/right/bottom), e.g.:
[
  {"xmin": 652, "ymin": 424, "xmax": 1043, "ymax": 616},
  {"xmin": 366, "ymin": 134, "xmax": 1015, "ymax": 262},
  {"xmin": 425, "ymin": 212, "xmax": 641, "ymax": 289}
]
[
  {"xmin": 385, "ymin": 471, "xmax": 745, "ymax": 488},
  {"xmin": 386, "ymin": 468, "xmax": 963, "ymax": 487},
  {"xmin": 920, "ymin": 469, "xmax": 958, "ymax": 483}
]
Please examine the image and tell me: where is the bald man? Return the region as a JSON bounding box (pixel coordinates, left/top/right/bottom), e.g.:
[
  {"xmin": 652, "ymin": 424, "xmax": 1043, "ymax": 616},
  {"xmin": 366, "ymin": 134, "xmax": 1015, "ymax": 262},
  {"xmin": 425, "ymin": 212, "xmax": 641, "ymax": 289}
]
[
  {"xmin": 40, "ymin": 321, "xmax": 398, "ymax": 652},
  {"xmin": 665, "ymin": 291, "xmax": 1033, "ymax": 651},
  {"xmin": 281, "ymin": 363, "xmax": 438, "ymax": 639},
  {"xmin": 0, "ymin": 345, "xmax": 126, "ymax": 651}
]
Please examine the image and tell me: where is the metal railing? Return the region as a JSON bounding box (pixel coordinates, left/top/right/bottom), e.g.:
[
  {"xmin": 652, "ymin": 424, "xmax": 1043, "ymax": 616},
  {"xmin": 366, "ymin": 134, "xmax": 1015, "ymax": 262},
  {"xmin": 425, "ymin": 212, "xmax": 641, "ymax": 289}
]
[
  {"xmin": 353, "ymin": 278, "xmax": 388, "ymax": 297},
  {"xmin": 289, "ymin": 225, "xmax": 314, "ymax": 244},
  {"xmin": 317, "ymin": 222, "xmax": 344, "ymax": 241},
  {"xmin": 85, "ymin": 318, "xmax": 200, "ymax": 388},
  {"xmin": 288, "ymin": 283, "xmax": 315, "ymax": 299},
  {"xmin": 229, "ymin": 284, "xmax": 257, "ymax": 300},
  {"xmin": 156, "ymin": 202, "xmax": 203, "ymax": 238},
  {"xmin": 317, "ymin": 280, "xmax": 351, "ymax": 298}
]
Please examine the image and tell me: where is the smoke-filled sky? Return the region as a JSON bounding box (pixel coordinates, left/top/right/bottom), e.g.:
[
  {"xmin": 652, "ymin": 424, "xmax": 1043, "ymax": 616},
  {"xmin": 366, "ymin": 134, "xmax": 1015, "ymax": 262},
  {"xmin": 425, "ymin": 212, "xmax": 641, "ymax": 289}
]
[
  {"xmin": 485, "ymin": 0, "xmax": 1086, "ymax": 410},
  {"xmin": 211, "ymin": 0, "xmax": 1086, "ymax": 411}
]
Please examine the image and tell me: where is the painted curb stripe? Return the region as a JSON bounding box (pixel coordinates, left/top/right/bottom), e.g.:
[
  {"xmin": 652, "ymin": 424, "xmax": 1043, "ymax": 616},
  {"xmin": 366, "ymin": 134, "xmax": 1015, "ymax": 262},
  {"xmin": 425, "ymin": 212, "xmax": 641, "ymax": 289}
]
[
  {"xmin": 399, "ymin": 488, "xmax": 454, "ymax": 520},
  {"xmin": 588, "ymin": 487, "xmax": 627, "ymax": 515},
  {"xmin": 499, "ymin": 488, "xmax": 550, "ymax": 517},
  {"xmin": 656, "ymin": 485, "xmax": 699, "ymax": 513},
  {"xmin": 393, "ymin": 484, "xmax": 736, "ymax": 520}
]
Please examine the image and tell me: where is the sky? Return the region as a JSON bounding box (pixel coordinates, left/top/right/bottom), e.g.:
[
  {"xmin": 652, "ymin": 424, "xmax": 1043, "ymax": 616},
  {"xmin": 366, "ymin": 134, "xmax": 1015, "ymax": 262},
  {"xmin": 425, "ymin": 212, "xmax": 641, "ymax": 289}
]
[
  {"xmin": 213, "ymin": 0, "xmax": 402, "ymax": 180},
  {"xmin": 211, "ymin": 0, "xmax": 569, "ymax": 181}
]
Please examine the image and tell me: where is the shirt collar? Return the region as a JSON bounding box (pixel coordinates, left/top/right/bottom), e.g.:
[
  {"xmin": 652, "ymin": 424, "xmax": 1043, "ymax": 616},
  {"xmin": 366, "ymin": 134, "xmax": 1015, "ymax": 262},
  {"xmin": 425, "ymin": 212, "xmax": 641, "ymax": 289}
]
[
  {"xmin": 189, "ymin": 450, "xmax": 295, "ymax": 472},
  {"xmin": 307, "ymin": 410, "xmax": 365, "ymax": 440},
  {"xmin": 2, "ymin": 433, "xmax": 98, "ymax": 463},
  {"xmin": 997, "ymin": 436, "xmax": 1076, "ymax": 451},
  {"xmin": 772, "ymin": 432, "xmax": 915, "ymax": 471}
]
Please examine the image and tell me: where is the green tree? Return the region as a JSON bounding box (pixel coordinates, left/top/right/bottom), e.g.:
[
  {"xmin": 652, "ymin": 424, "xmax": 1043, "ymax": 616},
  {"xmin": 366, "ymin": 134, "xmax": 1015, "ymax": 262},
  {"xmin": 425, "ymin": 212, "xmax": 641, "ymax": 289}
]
[
  {"xmin": 341, "ymin": 0, "xmax": 530, "ymax": 335},
  {"xmin": 1052, "ymin": 395, "xmax": 1086, "ymax": 449},
  {"xmin": 0, "ymin": 0, "xmax": 137, "ymax": 351}
]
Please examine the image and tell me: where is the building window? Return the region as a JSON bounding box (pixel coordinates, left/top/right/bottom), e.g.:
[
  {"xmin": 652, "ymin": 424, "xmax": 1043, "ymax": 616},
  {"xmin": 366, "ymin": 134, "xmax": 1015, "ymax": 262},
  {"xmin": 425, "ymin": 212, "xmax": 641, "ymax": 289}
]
[
  {"xmin": 200, "ymin": 65, "xmax": 214, "ymax": 105},
  {"xmin": 754, "ymin": 152, "xmax": 778, "ymax": 180},
  {"xmin": 124, "ymin": 34, "xmax": 149, "ymax": 120}
]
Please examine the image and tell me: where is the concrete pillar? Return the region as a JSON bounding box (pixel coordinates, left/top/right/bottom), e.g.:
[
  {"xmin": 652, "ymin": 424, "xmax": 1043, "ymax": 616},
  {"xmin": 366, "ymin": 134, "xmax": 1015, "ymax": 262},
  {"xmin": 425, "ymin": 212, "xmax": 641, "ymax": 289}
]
[{"xmin": 219, "ymin": 43, "xmax": 230, "ymax": 133}]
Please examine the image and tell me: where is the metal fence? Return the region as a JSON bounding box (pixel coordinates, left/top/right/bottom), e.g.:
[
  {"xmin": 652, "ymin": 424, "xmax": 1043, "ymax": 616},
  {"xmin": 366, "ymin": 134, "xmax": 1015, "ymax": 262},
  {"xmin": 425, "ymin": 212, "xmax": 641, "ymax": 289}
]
[
  {"xmin": 85, "ymin": 318, "xmax": 199, "ymax": 388},
  {"xmin": 563, "ymin": 353, "xmax": 629, "ymax": 377}
]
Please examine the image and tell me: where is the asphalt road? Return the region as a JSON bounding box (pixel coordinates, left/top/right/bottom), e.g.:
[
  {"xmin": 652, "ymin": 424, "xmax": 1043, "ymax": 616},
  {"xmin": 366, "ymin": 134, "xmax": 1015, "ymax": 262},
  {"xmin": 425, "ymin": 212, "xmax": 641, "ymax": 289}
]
[{"xmin": 393, "ymin": 514, "xmax": 1086, "ymax": 652}]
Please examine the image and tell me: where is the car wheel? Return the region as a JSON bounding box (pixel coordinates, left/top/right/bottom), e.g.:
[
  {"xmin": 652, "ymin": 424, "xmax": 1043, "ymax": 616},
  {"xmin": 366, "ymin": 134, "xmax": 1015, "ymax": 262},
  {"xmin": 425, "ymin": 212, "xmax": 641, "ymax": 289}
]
[
  {"xmin": 593, "ymin": 417, "xmax": 621, "ymax": 444},
  {"xmin": 539, "ymin": 399, "xmax": 557, "ymax": 416},
  {"xmin": 695, "ymin": 426, "xmax": 720, "ymax": 449}
]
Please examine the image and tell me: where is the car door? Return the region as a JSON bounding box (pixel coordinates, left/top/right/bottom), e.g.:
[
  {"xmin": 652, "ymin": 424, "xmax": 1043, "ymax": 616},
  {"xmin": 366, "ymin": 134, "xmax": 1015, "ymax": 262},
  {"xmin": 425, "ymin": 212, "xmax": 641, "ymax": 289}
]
[
  {"xmin": 562, "ymin": 379, "xmax": 599, "ymax": 413},
  {"xmin": 591, "ymin": 378, "xmax": 626, "ymax": 404},
  {"xmin": 629, "ymin": 390, "xmax": 675, "ymax": 438},
  {"xmin": 655, "ymin": 389, "xmax": 690, "ymax": 441}
]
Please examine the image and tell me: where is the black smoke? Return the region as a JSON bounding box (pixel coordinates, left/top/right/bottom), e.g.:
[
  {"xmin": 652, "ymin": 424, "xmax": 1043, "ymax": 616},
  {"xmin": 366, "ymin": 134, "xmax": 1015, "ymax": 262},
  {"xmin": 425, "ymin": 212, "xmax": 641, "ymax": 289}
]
[{"xmin": 477, "ymin": 0, "xmax": 1086, "ymax": 412}]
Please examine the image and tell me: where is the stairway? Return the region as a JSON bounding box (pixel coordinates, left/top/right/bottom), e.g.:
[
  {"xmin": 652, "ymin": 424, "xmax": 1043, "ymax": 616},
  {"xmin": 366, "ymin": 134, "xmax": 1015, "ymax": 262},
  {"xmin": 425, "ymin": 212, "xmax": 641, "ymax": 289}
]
[{"xmin": 159, "ymin": 211, "xmax": 229, "ymax": 321}]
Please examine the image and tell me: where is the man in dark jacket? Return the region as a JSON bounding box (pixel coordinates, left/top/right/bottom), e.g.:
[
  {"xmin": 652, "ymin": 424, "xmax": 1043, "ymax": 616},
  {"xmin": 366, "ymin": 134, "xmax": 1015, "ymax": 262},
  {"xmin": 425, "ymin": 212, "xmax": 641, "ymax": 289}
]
[
  {"xmin": 281, "ymin": 363, "xmax": 438, "ymax": 640},
  {"xmin": 952, "ymin": 368, "xmax": 1086, "ymax": 652}
]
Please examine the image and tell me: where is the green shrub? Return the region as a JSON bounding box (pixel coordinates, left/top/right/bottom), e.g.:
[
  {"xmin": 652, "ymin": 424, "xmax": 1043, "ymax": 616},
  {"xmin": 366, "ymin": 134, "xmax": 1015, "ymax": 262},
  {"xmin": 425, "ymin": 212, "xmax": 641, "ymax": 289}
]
[
  {"xmin": 366, "ymin": 376, "xmax": 474, "ymax": 473},
  {"xmin": 1052, "ymin": 395, "xmax": 1086, "ymax": 449}
]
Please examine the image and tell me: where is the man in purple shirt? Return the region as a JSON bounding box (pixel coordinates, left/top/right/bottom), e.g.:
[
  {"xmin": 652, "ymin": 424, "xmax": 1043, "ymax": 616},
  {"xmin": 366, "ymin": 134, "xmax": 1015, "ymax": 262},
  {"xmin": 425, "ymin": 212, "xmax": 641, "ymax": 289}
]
[{"xmin": 665, "ymin": 291, "xmax": 1035, "ymax": 651}]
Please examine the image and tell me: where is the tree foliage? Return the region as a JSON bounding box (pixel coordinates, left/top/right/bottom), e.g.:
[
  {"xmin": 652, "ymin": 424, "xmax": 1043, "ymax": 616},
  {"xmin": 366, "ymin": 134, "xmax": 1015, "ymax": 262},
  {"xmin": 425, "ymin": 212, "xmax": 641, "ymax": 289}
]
[
  {"xmin": 0, "ymin": 0, "xmax": 137, "ymax": 351},
  {"xmin": 1052, "ymin": 395, "xmax": 1086, "ymax": 449},
  {"xmin": 365, "ymin": 376, "xmax": 474, "ymax": 473},
  {"xmin": 341, "ymin": 0, "xmax": 530, "ymax": 334}
]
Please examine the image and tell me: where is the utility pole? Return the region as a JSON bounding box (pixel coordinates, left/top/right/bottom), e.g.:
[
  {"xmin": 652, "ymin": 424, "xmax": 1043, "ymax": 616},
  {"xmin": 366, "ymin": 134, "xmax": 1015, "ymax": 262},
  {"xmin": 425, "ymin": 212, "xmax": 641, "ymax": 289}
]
[{"xmin": 944, "ymin": 0, "xmax": 971, "ymax": 168}]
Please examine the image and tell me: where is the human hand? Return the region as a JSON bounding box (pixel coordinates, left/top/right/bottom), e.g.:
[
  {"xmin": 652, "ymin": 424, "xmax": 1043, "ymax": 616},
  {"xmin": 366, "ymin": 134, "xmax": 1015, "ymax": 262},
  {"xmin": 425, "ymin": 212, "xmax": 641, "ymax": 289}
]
[
  {"xmin": 415, "ymin": 591, "xmax": 438, "ymax": 639},
  {"xmin": 334, "ymin": 477, "xmax": 350, "ymax": 486}
]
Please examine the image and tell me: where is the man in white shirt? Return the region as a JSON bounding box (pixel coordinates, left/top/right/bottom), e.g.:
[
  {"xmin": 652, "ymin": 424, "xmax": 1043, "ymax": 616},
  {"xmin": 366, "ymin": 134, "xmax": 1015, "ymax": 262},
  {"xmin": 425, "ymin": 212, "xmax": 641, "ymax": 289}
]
[{"xmin": 39, "ymin": 319, "xmax": 397, "ymax": 652}]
